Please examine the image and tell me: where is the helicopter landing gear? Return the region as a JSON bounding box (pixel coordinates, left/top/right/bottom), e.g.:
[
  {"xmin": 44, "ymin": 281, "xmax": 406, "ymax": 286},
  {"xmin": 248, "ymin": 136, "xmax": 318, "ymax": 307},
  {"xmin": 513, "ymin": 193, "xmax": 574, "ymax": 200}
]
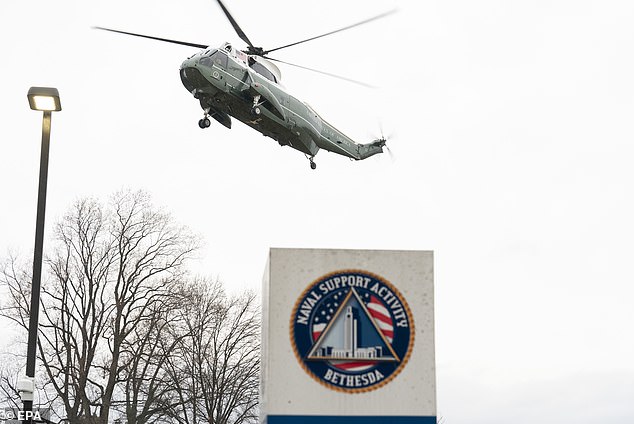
[
  {"xmin": 251, "ymin": 94, "xmax": 262, "ymax": 117},
  {"xmin": 199, "ymin": 108, "xmax": 211, "ymax": 128},
  {"xmin": 305, "ymin": 154, "xmax": 317, "ymax": 170}
]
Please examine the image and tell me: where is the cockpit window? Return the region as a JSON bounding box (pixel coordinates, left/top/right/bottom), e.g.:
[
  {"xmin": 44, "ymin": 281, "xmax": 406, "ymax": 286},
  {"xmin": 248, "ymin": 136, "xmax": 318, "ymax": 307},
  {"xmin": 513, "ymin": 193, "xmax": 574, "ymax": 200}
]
[
  {"xmin": 199, "ymin": 51, "xmax": 228, "ymax": 69},
  {"xmin": 214, "ymin": 51, "xmax": 228, "ymax": 68},
  {"xmin": 250, "ymin": 61, "xmax": 277, "ymax": 83}
]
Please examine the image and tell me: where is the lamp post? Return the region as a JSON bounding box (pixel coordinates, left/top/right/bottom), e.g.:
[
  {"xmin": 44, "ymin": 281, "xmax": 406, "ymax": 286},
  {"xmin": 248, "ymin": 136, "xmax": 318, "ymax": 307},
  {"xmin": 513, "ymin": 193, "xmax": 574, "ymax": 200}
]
[{"xmin": 19, "ymin": 87, "xmax": 61, "ymax": 423}]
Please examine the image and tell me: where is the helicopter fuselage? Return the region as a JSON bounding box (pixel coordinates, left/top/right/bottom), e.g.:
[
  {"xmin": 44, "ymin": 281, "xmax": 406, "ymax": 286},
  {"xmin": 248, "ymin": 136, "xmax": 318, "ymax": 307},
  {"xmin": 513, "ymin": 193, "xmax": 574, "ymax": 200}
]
[{"xmin": 179, "ymin": 43, "xmax": 384, "ymax": 166}]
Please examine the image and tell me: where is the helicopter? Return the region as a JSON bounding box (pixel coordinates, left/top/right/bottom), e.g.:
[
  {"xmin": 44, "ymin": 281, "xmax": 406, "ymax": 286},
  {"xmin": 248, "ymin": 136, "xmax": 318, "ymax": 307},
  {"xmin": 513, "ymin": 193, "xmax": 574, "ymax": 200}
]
[{"xmin": 95, "ymin": 0, "xmax": 394, "ymax": 169}]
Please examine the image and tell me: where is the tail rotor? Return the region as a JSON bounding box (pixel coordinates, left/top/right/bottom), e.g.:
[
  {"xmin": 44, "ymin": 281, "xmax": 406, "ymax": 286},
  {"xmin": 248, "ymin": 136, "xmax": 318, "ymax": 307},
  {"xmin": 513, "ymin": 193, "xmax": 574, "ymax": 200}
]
[{"xmin": 372, "ymin": 123, "xmax": 395, "ymax": 161}]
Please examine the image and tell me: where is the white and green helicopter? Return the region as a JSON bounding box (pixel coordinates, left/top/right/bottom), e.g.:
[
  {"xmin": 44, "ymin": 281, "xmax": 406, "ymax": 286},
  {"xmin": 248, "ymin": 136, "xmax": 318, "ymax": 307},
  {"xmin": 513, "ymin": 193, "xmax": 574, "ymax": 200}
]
[{"xmin": 96, "ymin": 0, "xmax": 393, "ymax": 169}]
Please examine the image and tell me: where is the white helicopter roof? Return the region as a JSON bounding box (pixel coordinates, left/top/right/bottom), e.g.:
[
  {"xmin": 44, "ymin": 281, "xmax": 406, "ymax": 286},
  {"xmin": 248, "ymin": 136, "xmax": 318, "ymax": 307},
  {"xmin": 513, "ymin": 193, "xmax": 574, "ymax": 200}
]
[
  {"xmin": 253, "ymin": 56, "xmax": 282, "ymax": 83},
  {"xmin": 221, "ymin": 42, "xmax": 283, "ymax": 84}
]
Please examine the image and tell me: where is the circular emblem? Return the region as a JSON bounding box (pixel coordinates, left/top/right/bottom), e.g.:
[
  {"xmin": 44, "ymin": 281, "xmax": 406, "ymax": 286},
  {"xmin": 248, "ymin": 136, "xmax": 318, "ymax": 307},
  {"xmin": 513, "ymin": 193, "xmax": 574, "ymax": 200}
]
[{"xmin": 290, "ymin": 270, "xmax": 414, "ymax": 393}]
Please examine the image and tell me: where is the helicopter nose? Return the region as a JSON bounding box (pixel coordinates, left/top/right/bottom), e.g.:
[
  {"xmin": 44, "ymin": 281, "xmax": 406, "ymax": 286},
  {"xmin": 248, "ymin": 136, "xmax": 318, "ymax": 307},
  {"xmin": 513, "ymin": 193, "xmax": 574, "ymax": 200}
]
[
  {"xmin": 180, "ymin": 66, "xmax": 200, "ymax": 94},
  {"xmin": 180, "ymin": 58, "xmax": 208, "ymax": 95}
]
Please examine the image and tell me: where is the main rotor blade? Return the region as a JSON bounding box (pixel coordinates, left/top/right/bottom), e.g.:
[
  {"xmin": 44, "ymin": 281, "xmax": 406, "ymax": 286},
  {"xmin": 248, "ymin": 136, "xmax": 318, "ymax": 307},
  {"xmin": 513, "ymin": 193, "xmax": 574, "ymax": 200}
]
[
  {"xmin": 264, "ymin": 9, "xmax": 397, "ymax": 55},
  {"xmin": 266, "ymin": 57, "xmax": 375, "ymax": 88},
  {"xmin": 215, "ymin": 0, "xmax": 255, "ymax": 48},
  {"xmin": 93, "ymin": 27, "xmax": 208, "ymax": 49}
]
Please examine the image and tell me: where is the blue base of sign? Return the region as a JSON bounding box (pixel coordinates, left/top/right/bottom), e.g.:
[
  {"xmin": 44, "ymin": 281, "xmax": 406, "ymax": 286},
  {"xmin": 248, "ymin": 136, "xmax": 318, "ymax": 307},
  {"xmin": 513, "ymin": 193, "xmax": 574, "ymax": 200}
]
[{"xmin": 266, "ymin": 416, "xmax": 436, "ymax": 424}]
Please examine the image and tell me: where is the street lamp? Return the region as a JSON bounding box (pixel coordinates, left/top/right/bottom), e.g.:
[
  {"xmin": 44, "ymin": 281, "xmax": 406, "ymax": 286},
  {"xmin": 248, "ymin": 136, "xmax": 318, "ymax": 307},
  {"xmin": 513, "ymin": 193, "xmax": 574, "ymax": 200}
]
[
  {"xmin": 19, "ymin": 87, "xmax": 61, "ymax": 423},
  {"xmin": 27, "ymin": 87, "xmax": 62, "ymax": 112}
]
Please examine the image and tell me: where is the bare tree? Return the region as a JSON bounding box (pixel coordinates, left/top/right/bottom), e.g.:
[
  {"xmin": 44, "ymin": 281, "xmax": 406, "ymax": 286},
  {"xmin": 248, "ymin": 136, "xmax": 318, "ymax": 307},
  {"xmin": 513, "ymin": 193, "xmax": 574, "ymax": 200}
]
[
  {"xmin": 1, "ymin": 190, "xmax": 261, "ymax": 424},
  {"xmin": 0, "ymin": 254, "xmax": 57, "ymax": 415},
  {"xmin": 1, "ymin": 190, "xmax": 199, "ymax": 424},
  {"xmin": 167, "ymin": 280, "xmax": 260, "ymax": 424},
  {"xmin": 0, "ymin": 358, "xmax": 22, "ymax": 410},
  {"xmin": 116, "ymin": 295, "xmax": 188, "ymax": 424}
]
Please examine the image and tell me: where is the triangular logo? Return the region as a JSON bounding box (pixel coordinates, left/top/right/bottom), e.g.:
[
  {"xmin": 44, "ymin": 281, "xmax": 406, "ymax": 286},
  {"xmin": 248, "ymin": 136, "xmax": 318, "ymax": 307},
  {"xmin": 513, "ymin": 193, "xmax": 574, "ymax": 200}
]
[{"xmin": 307, "ymin": 287, "xmax": 399, "ymax": 362}]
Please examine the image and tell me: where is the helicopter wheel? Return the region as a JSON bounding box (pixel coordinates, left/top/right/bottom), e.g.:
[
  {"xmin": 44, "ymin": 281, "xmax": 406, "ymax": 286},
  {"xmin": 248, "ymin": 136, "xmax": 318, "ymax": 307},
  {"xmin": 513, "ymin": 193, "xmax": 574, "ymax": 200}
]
[
  {"xmin": 310, "ymin": 160, "xmax": 317, "ymax": 170},
  {"xmin": 198, "ymin": 118, "xmax": 211, "ymax": 129},
  {"xmin": 251, "ymin": 106, "xmax": 261, "ymax": 117}
]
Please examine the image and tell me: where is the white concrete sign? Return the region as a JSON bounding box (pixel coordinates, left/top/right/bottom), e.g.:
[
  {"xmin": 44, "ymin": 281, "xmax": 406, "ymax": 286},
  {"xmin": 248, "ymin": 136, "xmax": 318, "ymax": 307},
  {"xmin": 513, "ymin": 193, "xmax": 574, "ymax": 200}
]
[{"xmin": 261, "ymin": 248, "xmax": 435, "ymax": 424}]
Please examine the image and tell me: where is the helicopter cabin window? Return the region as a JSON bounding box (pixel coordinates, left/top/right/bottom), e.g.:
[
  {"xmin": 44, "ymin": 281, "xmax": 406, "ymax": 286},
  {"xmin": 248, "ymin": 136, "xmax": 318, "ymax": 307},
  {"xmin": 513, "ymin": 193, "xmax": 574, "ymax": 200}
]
[
  {"xmin": 250, "ymin": 61, "xmax": 277, "ymax": 83},
  {"xmin": 199, "ymin": 51, "xmax": 228, "ymax": 69}
]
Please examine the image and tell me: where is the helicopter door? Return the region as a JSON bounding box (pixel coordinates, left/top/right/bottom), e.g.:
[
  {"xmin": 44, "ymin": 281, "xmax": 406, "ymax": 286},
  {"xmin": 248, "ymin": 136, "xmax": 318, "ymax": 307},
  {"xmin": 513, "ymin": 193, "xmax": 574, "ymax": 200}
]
[
  {"xmin": 288, "ymin": 97, "xmax": 306, "ymax": 130},
  {"xmin": 223, "ymin": 54, "xmax": 247, "ymax": 90}
]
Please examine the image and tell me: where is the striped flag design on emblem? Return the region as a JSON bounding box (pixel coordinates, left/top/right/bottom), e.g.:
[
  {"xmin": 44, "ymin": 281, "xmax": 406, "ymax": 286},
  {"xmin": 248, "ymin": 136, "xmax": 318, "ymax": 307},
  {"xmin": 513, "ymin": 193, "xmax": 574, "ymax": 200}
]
[
  {"xmin": 312, "ymin": 323, "xmax": 326, "ymax": 341},
  {"xmin": 366, "ymin": 295, "xmax": 394, "ymax": 343}
]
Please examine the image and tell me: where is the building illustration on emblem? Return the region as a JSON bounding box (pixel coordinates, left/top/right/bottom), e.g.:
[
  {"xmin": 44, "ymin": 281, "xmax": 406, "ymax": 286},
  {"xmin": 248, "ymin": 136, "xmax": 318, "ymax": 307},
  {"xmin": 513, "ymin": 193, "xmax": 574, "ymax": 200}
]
[
  {"xmin": 316, "ymin": 306, "xmax": 384, "ymax": 359},
  {"xmin": 307, "ymin": 287, "xmax": 399, "ymax": 363}
]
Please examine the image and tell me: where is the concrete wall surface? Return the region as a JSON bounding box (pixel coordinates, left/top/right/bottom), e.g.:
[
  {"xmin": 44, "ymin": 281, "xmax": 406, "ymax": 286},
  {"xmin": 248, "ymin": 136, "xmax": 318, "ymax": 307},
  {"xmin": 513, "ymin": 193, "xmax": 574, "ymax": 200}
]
[{"xmin": 261, "ymin": 248, "xmax": 435, "ymax": 424}]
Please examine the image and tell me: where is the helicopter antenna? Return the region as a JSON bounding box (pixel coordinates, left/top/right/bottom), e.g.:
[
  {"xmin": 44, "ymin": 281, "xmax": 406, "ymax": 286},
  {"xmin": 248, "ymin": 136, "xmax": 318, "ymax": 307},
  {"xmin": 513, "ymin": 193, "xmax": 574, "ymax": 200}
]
[{"xmin": 263, "ymin": 9, "xmax": 397, "ymax": 55}]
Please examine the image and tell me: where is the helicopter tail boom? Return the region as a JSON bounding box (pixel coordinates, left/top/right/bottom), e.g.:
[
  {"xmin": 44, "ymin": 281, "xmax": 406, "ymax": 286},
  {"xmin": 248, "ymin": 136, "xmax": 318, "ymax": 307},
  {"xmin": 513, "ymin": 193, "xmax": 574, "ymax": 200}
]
[{"xmin": 315, "ymin": 120, "xmax": 386, "ymax": 161}]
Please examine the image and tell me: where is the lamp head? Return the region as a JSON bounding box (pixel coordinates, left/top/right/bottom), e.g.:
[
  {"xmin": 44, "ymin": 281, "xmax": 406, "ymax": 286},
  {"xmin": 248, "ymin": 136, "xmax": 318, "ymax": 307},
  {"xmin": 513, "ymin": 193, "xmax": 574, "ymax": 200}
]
[{"xmin": 28, "ymin": 87, "xmax": 61, "ymax": 112}]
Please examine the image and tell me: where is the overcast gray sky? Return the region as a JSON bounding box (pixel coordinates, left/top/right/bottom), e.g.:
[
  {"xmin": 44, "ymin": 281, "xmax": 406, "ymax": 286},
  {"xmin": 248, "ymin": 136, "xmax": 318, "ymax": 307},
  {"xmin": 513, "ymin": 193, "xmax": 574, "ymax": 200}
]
[{"xmin": 1, "ymin": 0, "xmax": 633, "ymax": 423}]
